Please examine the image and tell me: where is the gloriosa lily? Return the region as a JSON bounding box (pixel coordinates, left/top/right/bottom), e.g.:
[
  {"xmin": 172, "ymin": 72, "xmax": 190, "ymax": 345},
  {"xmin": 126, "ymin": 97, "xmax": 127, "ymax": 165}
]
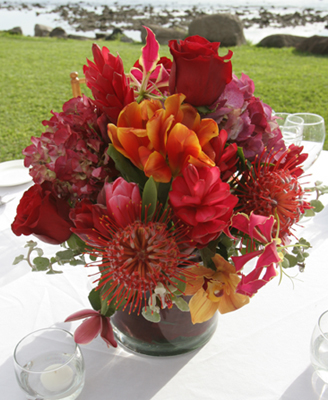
[{"xmin": 129, "ymin": 26, "xmax": 171, "ymax": 102}]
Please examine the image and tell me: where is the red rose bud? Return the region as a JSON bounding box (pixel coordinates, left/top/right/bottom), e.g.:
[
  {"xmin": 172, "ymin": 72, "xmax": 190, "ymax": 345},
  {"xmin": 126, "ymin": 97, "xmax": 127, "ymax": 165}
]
[
  {"xmin": 168, "ymin": 35, "xmax": 233, "ymax": 107},
  {"xmin": 11, "ymin": 183, "xmax": 74, "ymax": 245}
]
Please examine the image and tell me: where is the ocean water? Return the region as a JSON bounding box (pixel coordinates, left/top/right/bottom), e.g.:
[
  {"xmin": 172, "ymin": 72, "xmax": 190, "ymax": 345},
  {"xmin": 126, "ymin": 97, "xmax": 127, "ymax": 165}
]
[{"xmin": 1, "ymin": 0, "xmax": 328, "ymax": 43}]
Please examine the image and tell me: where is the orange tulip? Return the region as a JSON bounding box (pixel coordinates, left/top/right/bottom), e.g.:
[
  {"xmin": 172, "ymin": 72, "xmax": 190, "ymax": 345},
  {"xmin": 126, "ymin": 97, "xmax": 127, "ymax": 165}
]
[
  {"xmin": 108, "ymin": 94, "xmax": 219, "ymax": 183},
  {"xmin": 185, "ymin": 254, "xmax": 249, "ymax": 324}
]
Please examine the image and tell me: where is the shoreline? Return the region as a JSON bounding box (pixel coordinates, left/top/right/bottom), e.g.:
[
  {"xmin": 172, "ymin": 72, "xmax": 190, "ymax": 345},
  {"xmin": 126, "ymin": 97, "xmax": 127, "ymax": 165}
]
[{"xmin": 1, "ymin": 2, "xmax": 328, "ymax": 44}]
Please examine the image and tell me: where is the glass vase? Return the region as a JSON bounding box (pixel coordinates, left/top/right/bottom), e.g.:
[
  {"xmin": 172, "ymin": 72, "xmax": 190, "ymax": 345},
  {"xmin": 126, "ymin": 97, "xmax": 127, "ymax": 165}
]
[{"xmin": 111, "ymin": 303, "xmax": 218, "ymax": 357}]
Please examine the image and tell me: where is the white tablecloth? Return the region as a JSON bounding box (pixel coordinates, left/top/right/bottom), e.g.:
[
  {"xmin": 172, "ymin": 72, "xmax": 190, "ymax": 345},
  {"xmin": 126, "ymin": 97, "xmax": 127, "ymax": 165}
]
[{"xmin": 1, "ymin": 152, "xmax": 328, "ymax": 400}]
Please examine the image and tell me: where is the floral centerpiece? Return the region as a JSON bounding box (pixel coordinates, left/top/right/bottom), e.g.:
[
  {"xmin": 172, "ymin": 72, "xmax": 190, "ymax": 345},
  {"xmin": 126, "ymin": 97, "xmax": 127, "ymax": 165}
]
[{"xmin": 12, "ymin": 27, "xmax": 314, "ymax": 355}]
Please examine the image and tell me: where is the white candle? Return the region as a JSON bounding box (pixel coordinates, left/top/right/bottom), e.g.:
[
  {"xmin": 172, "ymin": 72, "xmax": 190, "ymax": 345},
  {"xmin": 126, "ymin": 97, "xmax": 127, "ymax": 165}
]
[{"xmin": 40, "ymin": 363, "xmax": 74, "ymax": 392}]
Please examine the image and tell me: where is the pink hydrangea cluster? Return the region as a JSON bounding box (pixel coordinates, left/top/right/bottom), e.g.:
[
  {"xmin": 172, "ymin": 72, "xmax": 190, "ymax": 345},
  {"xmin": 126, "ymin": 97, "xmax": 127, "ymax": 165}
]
[
  {"xmin": 207, "ymin": 73, "xmax": 286, "ymax": 160},
  {"xmin": 23, "ymin": 95, "xmax": 118, "ymax": 204}
]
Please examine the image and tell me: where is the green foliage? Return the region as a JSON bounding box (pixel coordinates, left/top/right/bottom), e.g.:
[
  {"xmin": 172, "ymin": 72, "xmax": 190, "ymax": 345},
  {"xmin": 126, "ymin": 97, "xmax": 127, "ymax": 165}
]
[
  {"xmin": 1, "ymin": 36, "xmax": 327, "ymax": 163},
  {"xmin": 14, "ymin": 238, "xmax": 86, "ymax": 273}
]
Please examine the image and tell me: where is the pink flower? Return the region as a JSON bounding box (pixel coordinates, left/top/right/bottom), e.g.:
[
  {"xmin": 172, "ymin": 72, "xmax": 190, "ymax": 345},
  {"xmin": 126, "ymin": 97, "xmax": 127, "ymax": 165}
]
[
  {"xmin": 84, "ymin": 44, "xmax": 135, "ymax": 124},
  {"xmin": 65, "ymin": 309, "xmax": 117, "ymax": 347},
  {"xmin": 231, "ymin": 213, "xmax": 282, "ymax": 297},
  {"xmin": 169, "ymin": 164, "xmax": 238, "ymax": 247},
  {"xmin": 70, "ymin": 178, "xmax": 142, "ymax": 247}
]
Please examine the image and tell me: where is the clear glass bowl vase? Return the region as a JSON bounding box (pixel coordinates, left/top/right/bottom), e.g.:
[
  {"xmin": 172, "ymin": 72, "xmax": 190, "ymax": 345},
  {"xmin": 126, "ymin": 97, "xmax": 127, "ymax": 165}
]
[{"xmin": 111, "ymin": 304, "xmax": 218, "ymax": 357}]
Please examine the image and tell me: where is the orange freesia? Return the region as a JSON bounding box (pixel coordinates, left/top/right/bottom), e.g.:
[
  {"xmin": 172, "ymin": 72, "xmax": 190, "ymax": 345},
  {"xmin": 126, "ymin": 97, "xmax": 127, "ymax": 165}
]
[
  {"xmin": 108, "ymin": 94, "xmax": 218, "ymax": 183},
  {"xmin": 185, "ymin": 254, "xmax": 250, "ymax": 324}
]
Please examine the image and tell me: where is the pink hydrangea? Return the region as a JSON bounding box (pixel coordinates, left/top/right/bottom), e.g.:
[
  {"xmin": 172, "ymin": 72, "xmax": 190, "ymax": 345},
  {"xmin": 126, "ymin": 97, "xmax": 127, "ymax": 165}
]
[
  {"xmin": 206, "ymin": 73, "xmax": 286, "ymax": 161},
  {"xmin": 23, "ymin": 96, "xmax": 118, "ymax": 204}
]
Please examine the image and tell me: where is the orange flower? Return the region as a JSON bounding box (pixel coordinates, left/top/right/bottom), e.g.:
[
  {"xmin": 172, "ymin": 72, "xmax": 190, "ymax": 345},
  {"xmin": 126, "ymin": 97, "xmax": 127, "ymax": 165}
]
[
  {"xmin": 108, "ymin": 94, "xmax": 218, "ymax": 183},
  {"xmin": 185, "ymin": 254, "xmax": 249, "ymax": 324}
]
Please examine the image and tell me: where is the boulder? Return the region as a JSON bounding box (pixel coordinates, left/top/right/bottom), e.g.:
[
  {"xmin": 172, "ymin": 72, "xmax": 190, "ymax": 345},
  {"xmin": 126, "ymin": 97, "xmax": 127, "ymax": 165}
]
[
  {"xmin": 295, "ymin": 35, "xmax": 328, "ymax": 55},
  {"xmin": 257, "ymin": 34, "xmax": 306, "ymax": 48},
  {"xmin": 34, "ymin": 24, "xmax": 52, "ymax": 37},
  {"xmin": 67, "ymin": 34, "xmax": 90, "ymax": 41},
  {"xmin": 49, "ymin": 27, "xmax": 67, "ymax": 38},
  {"xmin": 141, "ymin": 25, "xmax": 186, "ymax": 45},
  {"xmin": 6, "ymin": 26, "xmax": 23, "ymax": 35},
  {"xmin": 188, "ymin": 13, "xmax": 246, "ymax": 47}
]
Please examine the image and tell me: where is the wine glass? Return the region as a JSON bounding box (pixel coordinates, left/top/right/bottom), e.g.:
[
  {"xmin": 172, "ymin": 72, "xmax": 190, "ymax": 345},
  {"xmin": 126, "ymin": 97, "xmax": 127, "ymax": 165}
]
[
  {"xmin": 310, "ymin": 310, "xmax": 328, "ymax": 384},
  {"xmin": 285, "ymin": 113, "xmax": 326, "ymax": 171},
  {"xmin": 273, "ymin": 112, "xmax": 304, "ymax": 147}
]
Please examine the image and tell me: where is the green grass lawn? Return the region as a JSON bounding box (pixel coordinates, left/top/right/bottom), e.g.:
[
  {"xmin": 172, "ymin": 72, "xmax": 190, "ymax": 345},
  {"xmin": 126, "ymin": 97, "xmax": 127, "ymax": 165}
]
[{"xmin": 1, "ymin": 34, "xmax": 327, "ymax": 162}]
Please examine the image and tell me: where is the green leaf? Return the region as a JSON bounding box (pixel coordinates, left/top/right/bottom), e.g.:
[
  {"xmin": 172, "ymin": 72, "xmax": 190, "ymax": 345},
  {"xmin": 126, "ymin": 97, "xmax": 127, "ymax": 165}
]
[
  {"xmin": 33, "ymin": 257, "xmax": 50, "ymax": 271},
  {"xmin": 66, "ymin": 234, "xmax": 86, "ymax": 252},
  {"xmin": 108, "ymin": 144, "xmax": 147, "ymax": 187},
  {"xmin": 283, "ymin": 254, "xmax": 298, "ymax": 268},
  {"xmin": 25, "ymin": 240, "xmax": 38, "ymax": 249},
  {"xmin": 142, "ymin": 176, "xmax": 157, "ymax": 222},
  {"xmin": 311, "ymin": 199, "xmax": 325, "ymax": 213},
  {"xmin": 200, "ymin": 243, "xmax": 218, "ymax": 271},
  {"xmin": 56, "ymin": 249, "xmax": 74, "ymax": 262},
  {"xmin": 142, "ymin": 307, "xmax": 161, "ymax": 323},
  {"xmin": 88, "ymin": 288, "xmax": 101, "ymax": 311},
  {"xmin": 13, "ymin": 254, "xmax": 25, "ymax": 265},
  {"xmin": 173, "ymin": 296, "xmax": 189, "ymax": 312},
  {"xmin": 157, "ymin": 181, "xmax": 172, "ymax": 209},
  {"xmin": 69, "ymin": 259, "xmax": 86, "ymax": 266},
  {"xmin": 46, "ymin": 269, "xmax": 62, "ymax": 274},
  {"xmin": 303, "ymin": 208, "xmax": 315, "ymax": 217}
]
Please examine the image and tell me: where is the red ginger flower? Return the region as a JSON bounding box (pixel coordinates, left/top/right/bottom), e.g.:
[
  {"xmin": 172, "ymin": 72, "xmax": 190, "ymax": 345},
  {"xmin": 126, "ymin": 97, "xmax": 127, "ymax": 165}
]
[
  {"xmin": 23, "ymin": 96, "xmax": 117, "ymax": 205},
  {"xmin": 169, "ymin": 164, "xmax": 238, "ymax": 248},
  {"xmin": 234, "ymin": 149, "xmax": 310, "ymax": 242},
  {"xmin": 70, "ymin": 178, "xmax": 193, "ymax": 315},
  {"xmin": 84, "ymin": 43, "xmax": 135, "ymax": 124},
  {"xmin": 65, "ymin": 309, "xmax": 117, "ymax": 348}
]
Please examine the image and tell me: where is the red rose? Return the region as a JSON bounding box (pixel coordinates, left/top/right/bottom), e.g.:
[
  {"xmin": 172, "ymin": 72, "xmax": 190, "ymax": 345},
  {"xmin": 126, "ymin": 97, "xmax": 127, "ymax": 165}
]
[
  {"xmin": 168, "ymin": 36, "xmax": 233, "ymax": 107},
  {"xmin": 12, "ymin": 183, "xmax": 73, "ymax": 245}
]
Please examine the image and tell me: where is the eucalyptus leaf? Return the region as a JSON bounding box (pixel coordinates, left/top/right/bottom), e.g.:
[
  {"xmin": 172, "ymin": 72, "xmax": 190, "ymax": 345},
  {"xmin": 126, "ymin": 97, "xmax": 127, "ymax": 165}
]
[
  {"xmin": 56, "ymin": 249, "xmax": 74, "ymax": 261},
  {"xmin": 142, "ymin": 307, "xmax": 161, "ymax": 323},
  {"xmin": 311, "ymin": 199, "xmax": 325, "ymax": 213},
  {"xmin": 200, "ymin": 246, "xmax": 217, "ymax": 271},
  {"xmin": 69, "ymin": 259, "xmax": 86, "ymax": 266},
  {"xmin": 13, "ymin": 255, "xmax": 25, "ymax": 265},
  {"xmin": 25, "ymin": 240, "xmax": 38, "ymax": 249},
  {"xmin": 284, "ymin": 254, "xmax": 298, "ymax": 268},
  {"xmin": 33, "ymin": 257, "xmax": 50, "ymax": 271},
  {"xmin": 67, "ymin": 234, "xmax": 86, "ymax": 252},
  {"xmin": 46, "ymin": 269, "xmax": 62, "ymax": 274},
  {"xmin": 173, "ymin": 296, "xmax": 189, "ymax": 312}
]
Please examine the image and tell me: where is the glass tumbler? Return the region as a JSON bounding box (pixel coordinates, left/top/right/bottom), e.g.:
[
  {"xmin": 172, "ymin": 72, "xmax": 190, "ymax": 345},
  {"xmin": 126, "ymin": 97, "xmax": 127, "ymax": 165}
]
[
  {"xmin": 310, "ymin": 310, "xmax": 328, "ymax": 383},
  {"xmin": 13, "ymin": 328, "xmax": 85, "ymax": 400}
]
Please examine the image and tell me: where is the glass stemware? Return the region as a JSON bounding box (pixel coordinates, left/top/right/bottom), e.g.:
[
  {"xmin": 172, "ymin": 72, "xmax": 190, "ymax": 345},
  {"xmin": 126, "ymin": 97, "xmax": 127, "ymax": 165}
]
[
  {"xmin": 285, "ymin": 113, "xmax": 326, "ymax": 171},
  {"xmin": 310, "ymin": 310, "xmax": 328, "ymax": 384}
]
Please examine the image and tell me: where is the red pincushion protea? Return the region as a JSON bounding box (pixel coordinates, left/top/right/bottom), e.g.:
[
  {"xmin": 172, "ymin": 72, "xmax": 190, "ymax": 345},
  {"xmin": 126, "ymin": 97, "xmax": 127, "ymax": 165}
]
[
  {"xmin": 234, "ymin": 149, "xmax": 310, "ymax": 242},
  {"xmin": 84, "ymin": 44, "xmax": 135, "ymax": 124},
  {"xmin": 70, "ymin": 179, "xmax": 193, "ymax": 315},
  {"xmin": 169, "ymin": 164, "xmax": 238, "ymax": 247}
]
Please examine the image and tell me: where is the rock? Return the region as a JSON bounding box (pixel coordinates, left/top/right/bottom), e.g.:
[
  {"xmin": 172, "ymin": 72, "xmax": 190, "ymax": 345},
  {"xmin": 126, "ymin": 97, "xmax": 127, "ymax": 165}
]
[
  {"xmin": 120, "ymin": 35, "xmax": 134, "ymax": 43},
  {"xmin": 49, "ymin": 27, "xmax": 67, "ymax": 38},
  {"xmin": 6, "ymin": 26, "xmax": 23, "ymax": 35},
  {"xmin": 67, "ymin": 34, "xmax": 90, "ymax": 40},
  {"xmin": 257, "ymin": 34, "xmax": 306, "ymax": 48},
  {"xmin": 295, "ymin": 35, "xmax": 328, "ymax": 55},
  {"xmin": 141, "ymin": 25, "xmax": 186, "ymax": 45},
  {"xmin": 188, "ymin": 13, "xmax": 246, "ymax": 46},
  {"xmin": 105, "ymin": 27, "xmax": 124, "ymax": 40},
  {"xmin": 34, "ymin": 24, "xmax": 52, "ymax": 37}
]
